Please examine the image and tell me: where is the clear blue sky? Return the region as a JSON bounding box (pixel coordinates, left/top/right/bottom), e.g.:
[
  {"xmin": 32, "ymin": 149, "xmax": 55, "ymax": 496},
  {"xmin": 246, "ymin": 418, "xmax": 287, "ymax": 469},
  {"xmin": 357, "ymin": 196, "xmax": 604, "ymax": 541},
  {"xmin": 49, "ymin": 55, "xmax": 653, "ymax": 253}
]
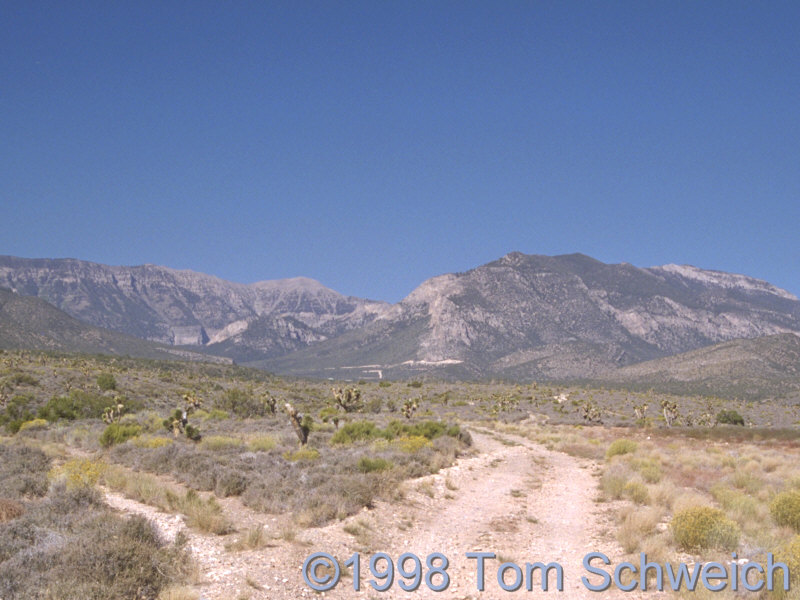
[{"xmin": 2, "ymin": 1, "xmax": 798, "ymax": 302}]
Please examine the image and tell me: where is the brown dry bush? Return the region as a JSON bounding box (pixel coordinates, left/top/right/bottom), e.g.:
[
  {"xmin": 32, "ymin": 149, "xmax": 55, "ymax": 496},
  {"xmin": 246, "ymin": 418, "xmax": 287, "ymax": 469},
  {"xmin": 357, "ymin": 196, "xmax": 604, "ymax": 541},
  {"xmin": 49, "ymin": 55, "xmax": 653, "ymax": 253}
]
[
  {"xmin": 0, "ymin": 498, "xmax": 24, "ymax": 523},
  {"xmin": 0, "ymin": 442, "xmax": 50, "ymax": 498},
  {"xmin": 0, "ymin": 483, "xmax": 192, "ymax": 599}
]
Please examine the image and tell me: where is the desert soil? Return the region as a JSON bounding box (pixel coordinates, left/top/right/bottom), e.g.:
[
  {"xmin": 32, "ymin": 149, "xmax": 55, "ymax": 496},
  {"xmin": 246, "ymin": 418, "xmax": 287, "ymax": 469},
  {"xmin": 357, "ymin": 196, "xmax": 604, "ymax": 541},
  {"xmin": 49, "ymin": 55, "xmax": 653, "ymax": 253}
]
[{"xmin": 103, "ymin": 428, "xmax": 645, "ymax": 599}]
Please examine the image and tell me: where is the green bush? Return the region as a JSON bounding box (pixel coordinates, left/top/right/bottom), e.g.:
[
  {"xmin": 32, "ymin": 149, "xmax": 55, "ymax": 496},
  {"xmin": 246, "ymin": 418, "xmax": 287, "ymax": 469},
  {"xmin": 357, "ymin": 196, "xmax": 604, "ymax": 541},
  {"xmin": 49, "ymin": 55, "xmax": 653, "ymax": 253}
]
[
  {"xmin": 99, "ymin": 423, "xmax": 142, "ymax": 448},
  {"xmin": 623, "ymin": 480, "xmax": 650, "ymax": 504},
  {"xmin": 384, "ymin": 420, "xmax": 448, "ymax": 440},
  {"xmin": 330, "ymin": 421, "xmax": 383, "ymax": 444},
  {"xmin": 214, "ymin": 388, "xmax": 266, "ymax": 418},
  {"xmin": 39, "ymin": 390, "xmax": 134, "ymax": 422},
  {"xmin": 770, "ymin": 490, "xmax": 800, "ymax": 531},
  {"xmin": 671, "ymin": 506, "xmax": 740, "ymax": 551},
  {"xmin": 606, "ymin": 439, "xmax": 638, "ymax": 460},
  {"xmin": 330, "ymin": 420, "xmax": 462, "ymax": 445},
  {"xmin": 716, "ymin": 410, "xmax": 745, "ymax": 426},
  {"xmin": 357, "ymin": 457, "xmax": 393, "ymax": 473},
  {"xmin": 774, "ymin": 535, "xmax": 800, "ymax": 589},
  {"xmin": 0, "ymin": 394, "xmax": 35, "ymax": 433},
  {"xmin": 96, "ymin": 373, "xmax": 117, "ymax": 391}
]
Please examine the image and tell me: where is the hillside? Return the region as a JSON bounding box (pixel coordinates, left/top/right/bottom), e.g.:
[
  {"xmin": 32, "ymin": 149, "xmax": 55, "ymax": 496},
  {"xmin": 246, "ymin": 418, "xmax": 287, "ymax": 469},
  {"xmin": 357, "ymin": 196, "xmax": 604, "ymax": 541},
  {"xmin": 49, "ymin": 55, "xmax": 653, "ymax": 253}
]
[
  {"xmin": 593, "ymin": 332, "xmax": 800, "ymax": 400},
  {"xmin": 0, "ymin": 287, "xmax": 228, "ymax": 362},
  {"xmin": 0, "ymin": 256, "xmax": 388, "ymax": 361}
]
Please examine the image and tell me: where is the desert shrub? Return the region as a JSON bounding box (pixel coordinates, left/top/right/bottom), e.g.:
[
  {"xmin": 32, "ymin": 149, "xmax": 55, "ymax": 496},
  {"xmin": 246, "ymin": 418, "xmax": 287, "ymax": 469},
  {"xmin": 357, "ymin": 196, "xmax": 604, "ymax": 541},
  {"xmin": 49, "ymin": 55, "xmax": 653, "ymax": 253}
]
[
  {"xmin": 617, "ymin": 507, "xmax": 660, "ymax": 553},
  {"xmin": 0, "ymin": 394, "xmax": 36, "ymax": 433},
  {"xmin": 385, "ymin": 419, "xmax": 448, "ymax": 440},
  {"xmin": 606, "ymin": 439, "xmax": 638, "ymax": 460},
  {"xmin": 96, "ymin": 372, "xmax": 117, "ymax": 391},
  {"xmin": 0, "ymin": 501, "xmax": 191, "ymax": 600},
  {"xmin": 132, "ymin": 435, "xmax": 173, "ymax": 449},
  {"xmin": 200, "ymin": 435, "xmax": 244, "ymax": 451},
  {"xmin": 39, "ymin": 390, "xmax": 125, "ymax": 422},
  {"xmin": 247, "ymin": 435, "xmax": 277, "ymax": 452},
  {"xmin": 8, "ymin": 373, "xmax": 39, "ymax": 387},
  {"xmin": 214, "ymin": 471, "xmax": 248, "ymax": 497},
  {"xmin": 284, "ymin": 447, "xmax": 321, "ymax": 461},
  {"xmin": 394, "ymin": 435, "xmax": 433, "ymax": 453},
  {"xmin": 330, "ymin": 421, "xmax": 383, "ymax": 444},
  {"xmin": 715, "ymin": 409, "xmax": 745, "ymax": 426},
  {"xmin": 358, "ymin": 457, "xmax": 393, "ymax": 473},
  {"xmin": 711, "ymin": 485, "xmax": 759, "ymax": 524},
  {"xmin": 633, "ymin": 458, "xmax": 662, "ymax": 483},
  {"xmin": 0, "ymin": 498, "xmax": 24, "ymax": 523},
  {"xmin": 18, "ymin": 418, "xmax": 48, "ymax": 432},
  {"xmin": 54, "ymin": 458, "xmax": 107, "ymax": 490},
  {"xmin": 214, "ymin": 388, "xmax": 266, "ymax": 418},
  {"xmin": 99, "ymin": 423, "xmax": 142, "ymax": 447},
  {"xmin": 623, "ymin": 480, "xmax": 650, "ymax": 504},
  {"xmin": 774, "ymin": 535, "xmax": 800, "ymax": 589},
  {"xmin": 770, "ymin": 490, "xmax": 800, "ymax": 532},
  {"xmin": 601, "ymin": 464, "xmax": 633, "ymax": 500},
  {"xmin": 671, "ymin": 506, "xmax": 740, "ymax": 551},
  {"xmin": 168, "ymin": 489, "xmax": 232, "ymax": 535},
  {"xmin": 0, "ymin": 443, "xmax": 50, "ymax": 498},
  {"xmin": 365, "ymin": 398, "xmax": 383, "ymax": 413}
]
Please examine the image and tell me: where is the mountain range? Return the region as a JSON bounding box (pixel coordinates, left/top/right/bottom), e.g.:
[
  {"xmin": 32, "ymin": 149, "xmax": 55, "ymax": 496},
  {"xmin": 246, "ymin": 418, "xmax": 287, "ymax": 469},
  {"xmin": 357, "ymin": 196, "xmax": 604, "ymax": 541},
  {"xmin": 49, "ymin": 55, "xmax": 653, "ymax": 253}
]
[{"xmin": 2, "ymin": 252, "xmax": 799, "ymax": 383}]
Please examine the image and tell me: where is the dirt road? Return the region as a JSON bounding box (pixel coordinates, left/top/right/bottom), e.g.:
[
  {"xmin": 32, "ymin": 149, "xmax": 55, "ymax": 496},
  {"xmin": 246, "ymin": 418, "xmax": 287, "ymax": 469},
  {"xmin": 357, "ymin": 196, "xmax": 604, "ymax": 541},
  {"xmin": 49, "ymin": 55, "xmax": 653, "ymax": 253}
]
[{"xmin": 104, "ymin": 428, "xmax": 635, "ymax": 599}]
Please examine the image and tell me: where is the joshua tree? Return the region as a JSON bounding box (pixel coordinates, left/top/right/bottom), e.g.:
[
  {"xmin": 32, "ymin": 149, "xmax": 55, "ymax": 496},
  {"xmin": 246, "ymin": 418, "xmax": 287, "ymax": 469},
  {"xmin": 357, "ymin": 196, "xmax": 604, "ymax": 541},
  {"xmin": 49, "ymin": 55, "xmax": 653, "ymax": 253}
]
[
  {"xmin": 401, "ymin": 398, "xmax": 418, "ymax": 420},
  {"xmin": 332, "ymin": 387, "xmax": 363, "ymax": 413},
  {"xmin": 102, "ymin": 398, "xmax": 125, "ymax": 424},
  {"xmin": 580, "ymin": 400, "xmax": 602, "ymax": 424},
  {"xmin": 285, "ymin": 402, "xmax": 311, "ymax": 446},
  {"xmin": 661, "ymin": 399, "xmax": 680, "ymax": 428},
  {"xmin": 261, "ymin": 393, "xmax": 277, "ymax": 414}
]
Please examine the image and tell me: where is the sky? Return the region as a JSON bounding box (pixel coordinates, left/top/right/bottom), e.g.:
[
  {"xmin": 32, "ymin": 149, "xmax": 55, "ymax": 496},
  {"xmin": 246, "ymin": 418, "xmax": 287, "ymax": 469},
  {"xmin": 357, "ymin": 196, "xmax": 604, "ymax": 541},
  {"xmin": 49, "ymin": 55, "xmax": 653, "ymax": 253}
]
[{"xmin": 2, "ymin": 1, "xmax": 799, "ymax": 302}]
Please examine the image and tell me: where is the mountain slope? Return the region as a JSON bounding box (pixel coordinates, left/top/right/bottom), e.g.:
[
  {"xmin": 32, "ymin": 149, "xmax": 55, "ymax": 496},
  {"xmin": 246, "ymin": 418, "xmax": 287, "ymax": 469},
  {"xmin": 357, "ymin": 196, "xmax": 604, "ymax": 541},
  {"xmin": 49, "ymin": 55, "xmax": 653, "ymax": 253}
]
[
  {"xmin": 0, "ymin": 256, "xmax": 388, "ymax": 360},
  {"xmin": 258, "ymin": 252, "xmax": 800, "ymax": 379},
  {"xmin": 593, "ymin": 332, "xmax": 800, "ymax": 400},
  {"xmin": 0, "ymin": 288, "xmax": 226, "ymax": 362}
]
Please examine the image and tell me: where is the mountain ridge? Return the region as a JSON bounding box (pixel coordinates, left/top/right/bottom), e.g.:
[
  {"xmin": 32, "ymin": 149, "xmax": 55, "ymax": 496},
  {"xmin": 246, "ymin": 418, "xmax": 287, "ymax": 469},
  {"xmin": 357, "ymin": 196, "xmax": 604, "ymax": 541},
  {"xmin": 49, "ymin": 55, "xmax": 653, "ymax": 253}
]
[{"xmin": 2, "ymin": 252, "xmax": 799, "ymax": 381}]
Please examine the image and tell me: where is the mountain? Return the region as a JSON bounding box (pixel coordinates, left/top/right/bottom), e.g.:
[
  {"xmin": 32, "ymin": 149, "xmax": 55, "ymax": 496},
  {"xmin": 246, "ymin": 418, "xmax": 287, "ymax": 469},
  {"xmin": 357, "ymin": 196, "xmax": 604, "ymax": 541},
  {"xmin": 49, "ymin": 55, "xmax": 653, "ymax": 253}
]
[
  {"xmin": 2, "ymin": 252, "xmax": 799, "ymax": 381},
  {"xmin": 257, "ymin": 252, "xmax": 800, "ymax": 380},
  {"xmin": 0, "ymin": 256, "xmax": 388, "ymax": 362},
  {"xmin": 0, "ymin": 287, "xmax": 227, "ymax": 362},
  {"xmin": 592, "ymin": 332, "xmax": 800, "ymax": 400}
]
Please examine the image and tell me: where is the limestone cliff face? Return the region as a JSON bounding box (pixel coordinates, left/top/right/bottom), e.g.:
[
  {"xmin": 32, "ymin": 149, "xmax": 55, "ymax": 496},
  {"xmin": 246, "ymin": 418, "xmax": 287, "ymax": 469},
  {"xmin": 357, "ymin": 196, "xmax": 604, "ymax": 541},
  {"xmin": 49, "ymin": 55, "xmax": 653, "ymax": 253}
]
[{"xmin": 0, "ymin": 256, "xmax": 388, "ymax": 360}]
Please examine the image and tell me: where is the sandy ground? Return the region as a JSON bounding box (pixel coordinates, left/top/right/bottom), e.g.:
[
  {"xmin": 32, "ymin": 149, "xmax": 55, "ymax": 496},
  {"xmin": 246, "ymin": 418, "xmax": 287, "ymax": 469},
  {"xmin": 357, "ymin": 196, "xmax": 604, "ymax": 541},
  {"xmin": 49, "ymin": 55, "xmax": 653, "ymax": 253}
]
[{"xmin": 103, "ymin": 428, "xmax": 649, "ymax": 599}]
